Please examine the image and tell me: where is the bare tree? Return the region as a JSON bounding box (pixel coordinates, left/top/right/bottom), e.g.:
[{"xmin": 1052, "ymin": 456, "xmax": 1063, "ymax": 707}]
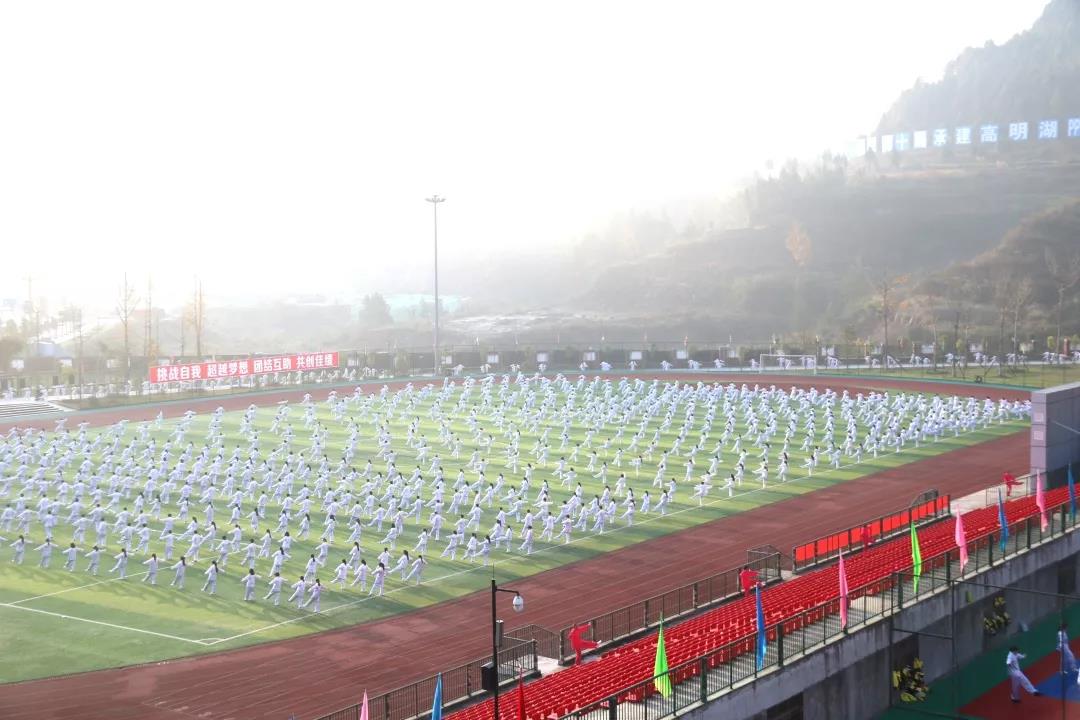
[
  {"xmin": 73, "ymin": 306, "xmax": 84, "ymax": 397},
  {"xmin": 143, "ymin": 276, "xmax": 153, "ymax": 360},
  {"xmin": 1010, "ymin": 277, "xmax": 1034, "ymax": 359},
  {"xmin": 116, "ymin": 273, "xmax": 138, "ymax": 381},
  {"xmin": 1045, "ymin": 247, "xmax": 1080, "ymax": 359},
  {"xmin": 192, "ymin": 278, "xmax": 206, "ymax": 357},
  {"xmin": 994, "ymin": 274, "xmax": 1017, "ymax": 377},
  {"xmin": 863, "ymin": 266, "xmax": 906, "ymax": 372}
]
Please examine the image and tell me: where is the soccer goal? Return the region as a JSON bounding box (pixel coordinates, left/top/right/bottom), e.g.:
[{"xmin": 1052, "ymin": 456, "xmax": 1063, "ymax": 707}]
[{"xmin": 756, "ymin": 354, "xmax": 818, "ymax": 374}]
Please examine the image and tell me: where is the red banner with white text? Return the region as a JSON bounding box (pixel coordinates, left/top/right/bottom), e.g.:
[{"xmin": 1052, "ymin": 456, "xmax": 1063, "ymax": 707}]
[{"xmin": 150, "ymin": 352, "xmax": 339, "ymax": 383}]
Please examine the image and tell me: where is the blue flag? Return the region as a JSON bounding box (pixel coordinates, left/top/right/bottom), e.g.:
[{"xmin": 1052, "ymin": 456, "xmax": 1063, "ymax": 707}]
[
  {"xmin": 755, "ymin": 584, "xmax": 766, "ymax": 671},
  {"xmin": 997, "ymin": 488, "xmax": 1009, "ymax": 553},
  {"xmin": 1069, "ymin": 464, "xmax": 1076, "ymax": 521},
  {"xmin": 431, "ymin": 673, "xmax": 443, "ymax": 720}
]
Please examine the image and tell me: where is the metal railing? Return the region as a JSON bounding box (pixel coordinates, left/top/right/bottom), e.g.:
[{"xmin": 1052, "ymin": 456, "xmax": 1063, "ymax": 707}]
[
  {"xmin": 318, "ymin": 638, "xmax": 537, "ymax": 720},
  {"xmin": 313, "ymin": 550, "xmax": 781, "ymax": 720},
  {"xmin": 554, "ymin": 498, "xmax": 1079, "ymax": 720},
  {"xmin": 554, "ymin": 549, "xmax": 782, "ymax": 663},
  {"xmin": 791, "ymin": 490, "xmax": 950, "ymax": 571}
]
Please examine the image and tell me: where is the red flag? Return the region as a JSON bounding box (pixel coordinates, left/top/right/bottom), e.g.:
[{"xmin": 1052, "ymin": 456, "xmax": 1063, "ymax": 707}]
[
  {"xmin": 1036, "ymin": 471, "xmax": 1048, "ymax": 531},
  {"xmin": 954, "ymin": 511, "xmax": 968, "ymax": 571},
  {"xmin": 516, "ymin": 669, "xmax": 526, "ymax": 720},
  {"xmin": 568, "ymin": 624, "xmax": 598, "ymax": 664},
  {"xmin": 838, "ymin": 549, "xmax": 849, "ymax": 629}
]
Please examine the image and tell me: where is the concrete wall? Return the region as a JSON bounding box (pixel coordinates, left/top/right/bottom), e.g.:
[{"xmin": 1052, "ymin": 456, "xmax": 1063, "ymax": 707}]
[
  {"xmin": 1031, "ymin": 380, "xmax": 1080, "ymax": 484},
  {"xmin": 687, "ymin": 527, "xmax": 1080, "ymax": 720}
]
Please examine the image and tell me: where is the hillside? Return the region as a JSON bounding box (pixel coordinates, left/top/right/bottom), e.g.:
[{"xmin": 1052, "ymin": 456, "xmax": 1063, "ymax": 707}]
[{"xmin": 877, "ymin": 0, "xmax": 1080, "ymax": 133}]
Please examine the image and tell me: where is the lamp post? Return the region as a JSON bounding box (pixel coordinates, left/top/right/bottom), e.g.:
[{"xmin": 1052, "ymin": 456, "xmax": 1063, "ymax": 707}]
[
  {"xmin": 491, "ymin": 578, "xmax": 524, "ymax": 720},
  {"xmin": 425, "ymin": 195, "xmax": 445, "ymax": 379}
]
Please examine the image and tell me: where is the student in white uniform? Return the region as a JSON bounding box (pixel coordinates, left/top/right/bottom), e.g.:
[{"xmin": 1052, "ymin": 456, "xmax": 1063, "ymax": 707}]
[
  {"xmin": 142, "ymin": 553, "xmax": 160, "ymax": 585},
  {"xmin": 264, "ymin": 572, "xmax": 284, "ymax": 605},
  {"xmin": 369, "ymin": 562, "xmax": 387, "ymax": 596},
  {"xmin": 404, "ymin": 554, "xmax": 427, "ymax": 584},
  {"xmin": 35, "ymin": 537, "xmax": 58, "ymax": 568},
  {"xmin": 288, "ymin": 576, "xmax": 307, "ymax": 608},
  {"xmin": 170, "ymin": 556, "xmax": 187, "ymax": 589},
  {"xmin": 63, "ymin": 542, "xmax": 79, "ymax": 571},
  {"xmin": 241, "ymin": 568, "xmax": 259, "ymax": 601},
  {"xmin": 10, "ymin": 535, "xmax": 26, "ymax": 564},
  {"xmin": 202, "ymin": 560, "xmax": 220, "ymax": 594},
  {"xmin": 300, "ymin": 578, "xmax": 322, "ymax": 612},
  {"xmin": 110, "ymin": 549, "xmax": 129, "ymax": 578},
  {"xmin": 85, "ymin": 545, "xmax": 102, "ymax": 575},
  {"xmin": 1059, "ymin": 622, "xmax": 1078, "ymax": 675},
  {"xmin": 1006, "ymin": 646, "xmax": 1040, "ymax": 703}
]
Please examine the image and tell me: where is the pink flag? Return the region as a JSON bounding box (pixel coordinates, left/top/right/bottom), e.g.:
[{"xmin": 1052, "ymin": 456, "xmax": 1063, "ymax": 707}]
[
  {"xmin": 838, "ymin": 549, "xmax": 849, "ymax": 629},
  {"xmin": 360, "ymin": 691, "xmax": 369, "ymax": 720},
  {"xmin": 1036, "ymin": 471, "xmax": 1048, "ymax": 531},
  {"xmin": 954, "ymin": 511, "xmax": 968, "ymax": 571}
]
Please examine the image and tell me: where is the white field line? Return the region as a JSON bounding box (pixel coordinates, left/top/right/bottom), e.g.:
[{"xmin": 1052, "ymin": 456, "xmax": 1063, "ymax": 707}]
[
  {"xmin": 206, "ymin": 425, "xmax": 992, "ymax": 645},
  {"xmin": 9, "ymin": 570, "xmax": 151, "ymax": 604},
  {"xmin": 0, "ymin": 601, "xmax": 209, "ymax": 645}
]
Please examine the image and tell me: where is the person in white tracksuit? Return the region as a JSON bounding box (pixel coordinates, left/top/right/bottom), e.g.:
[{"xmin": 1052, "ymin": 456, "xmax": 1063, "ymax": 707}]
[
  {"xmin": 170, "ymin": 556, "xmax": 187, "ymax": 588},
  {"xmin": 300, "ymin": 578, "xmax": 322, "ymax": 612},
  {"xmin": 142, "ymin": 553, "xmax": 159, "ymax": 585},
  {"xmin": 264, "ymin": 572, "xmax": 284, "ymax": 605},
  {"xmin": 1059, "ymin": 622, "xmax": 1078, "ymax": 675},
  {"xmin": 202, "ymin": 560, "xmax": 219, "ymax": 594},
  {"xmin": 241, "ymin": 568, "xmax": 259, "ymax": 601},
  {"xmin": 1006, "ymin": 647, "xmax": 1040, "ymax": 702}
]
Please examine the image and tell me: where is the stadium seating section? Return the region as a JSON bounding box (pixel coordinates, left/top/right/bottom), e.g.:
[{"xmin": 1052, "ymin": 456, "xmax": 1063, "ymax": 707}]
[{"xmin": 448, "ymin": 487, "xmax": 1070, "ymax": 720}]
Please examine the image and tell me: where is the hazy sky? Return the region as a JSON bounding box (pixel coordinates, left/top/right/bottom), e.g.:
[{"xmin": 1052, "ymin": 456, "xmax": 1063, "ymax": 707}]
[{"xmin": 0, "ymin": 1, "xmax": 1050, "ymax": 309}]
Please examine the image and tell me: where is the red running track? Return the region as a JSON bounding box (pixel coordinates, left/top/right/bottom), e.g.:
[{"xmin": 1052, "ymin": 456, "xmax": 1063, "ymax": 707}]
[{"xmin": 0, "ymin": 377, "xmax": 1031, "ymax": 720}]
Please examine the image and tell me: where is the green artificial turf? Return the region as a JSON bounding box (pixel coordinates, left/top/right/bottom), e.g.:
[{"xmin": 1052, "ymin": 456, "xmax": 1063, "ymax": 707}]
[{"xmin": 0, "ymin": 381, "xmax": 1027, "ymax": 683}]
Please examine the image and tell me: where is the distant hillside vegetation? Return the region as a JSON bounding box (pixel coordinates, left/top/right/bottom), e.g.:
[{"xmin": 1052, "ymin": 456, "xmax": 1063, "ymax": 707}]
[{"xmin": 877, "ymin": 0, "xmax": 1080, "ymax": 133}]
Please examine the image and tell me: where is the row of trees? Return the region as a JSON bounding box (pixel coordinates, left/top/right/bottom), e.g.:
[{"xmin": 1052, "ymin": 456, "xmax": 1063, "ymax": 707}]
[
  {"xmin": 870, "ymin": 245, "xmax": 1080, "ymax": 371},
  {"xmin": 114, "ymin": 275, "xmax": 207, "ymax": 380}
]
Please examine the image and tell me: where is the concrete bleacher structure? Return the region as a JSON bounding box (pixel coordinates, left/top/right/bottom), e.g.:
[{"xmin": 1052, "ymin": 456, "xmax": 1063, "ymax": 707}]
[
  {"xmin": 446, "ymin": 487, "xmax": 1075, "ymax": 720},
  {"xmin": 0, "ymin": 400, "xmax": 68, "ymax": 421}
]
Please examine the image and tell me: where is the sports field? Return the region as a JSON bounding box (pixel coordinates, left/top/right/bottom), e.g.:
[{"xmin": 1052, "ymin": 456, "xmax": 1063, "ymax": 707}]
[{"xmin": 0, "ymin": 376, "xmax": 1028, "ymax": 683}]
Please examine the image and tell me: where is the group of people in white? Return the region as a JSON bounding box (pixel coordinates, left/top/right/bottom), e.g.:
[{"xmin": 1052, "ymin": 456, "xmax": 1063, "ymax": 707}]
[{"xmin": 1, "ymin": 373, "xmax": 1029, "ymax": 613}]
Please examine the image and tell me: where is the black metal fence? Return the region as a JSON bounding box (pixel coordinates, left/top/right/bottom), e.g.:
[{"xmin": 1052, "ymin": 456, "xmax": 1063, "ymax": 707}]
[
  {"xmin": 317, "ymin": 638, "xmax": 537, "ymax": 720},
  {"xmin": 554, "ymin": 548, "xmax": 783, "ymax": 663},
  {"xmin": 313, "ymin": 550, "xmax": 781, "ymax": 720}
]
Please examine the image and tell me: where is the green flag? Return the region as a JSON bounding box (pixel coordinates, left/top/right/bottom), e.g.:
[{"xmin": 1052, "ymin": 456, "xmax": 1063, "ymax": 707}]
[
  {"xmin": 910, "ymin": 522, "xmax": 923, "ymax": 594},
  {"xmin": 654, "ymin": 617, "xmax": 672, "ymax": 698}
]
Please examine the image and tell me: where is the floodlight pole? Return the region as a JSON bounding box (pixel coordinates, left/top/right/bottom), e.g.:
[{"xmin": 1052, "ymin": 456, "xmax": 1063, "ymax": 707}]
[{"xmin": 426, "ymin": 195, "xmax": 445, "ymax": 379}]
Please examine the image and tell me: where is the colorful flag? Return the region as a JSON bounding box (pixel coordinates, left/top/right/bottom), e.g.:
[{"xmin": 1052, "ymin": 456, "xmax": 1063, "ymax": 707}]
[
  {"xmin": 954, "ymin": 511, "xmax": 968, "ymax": 571},
  {"xmin": 910, "ymin": 523, "xmax": 922, "ymax": 594},
  {"xmin": 838, "ymin": 549, "xmax": 849, "ymax": 629},
  {"xmin": 360, "ymin": 692, "xmax": 369, "ymax": 720},
  {"xmin": 653, "ymin": 617, "xmax": 672, "ymax": 697},
  {"xmin": 431, "ymin": 674, "xmax": 443, "ymax": 720},
  {"xmin": 516, "ymin": 669, "xmax": 527, "ymax": 720},
  {"xmin": 1069, "ymin": 464, "xmax": 1077, "ymax": 521},
  {"xmin": 755, "ymin": 584, "xmax": 767, "ymax": 670},
  {"xmin": 998, "ymin": 488, "xmax": 1009, "ymax": 552},
  {"xmin": 1036, "ymin": 471, "xmax": 1048, "ymax": 531}
]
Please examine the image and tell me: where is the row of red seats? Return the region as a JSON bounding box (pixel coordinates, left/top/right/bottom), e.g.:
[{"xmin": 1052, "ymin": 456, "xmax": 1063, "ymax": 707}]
[{"xmin": 447, "ymin": 487, "xmax": 1070, "ymax": 720}]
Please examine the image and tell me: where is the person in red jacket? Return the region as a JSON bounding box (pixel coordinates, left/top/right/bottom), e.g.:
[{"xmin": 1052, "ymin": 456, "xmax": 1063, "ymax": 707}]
[{"xmin": 740, "ymin": 565, "xmax": 760, "ymax": 595}]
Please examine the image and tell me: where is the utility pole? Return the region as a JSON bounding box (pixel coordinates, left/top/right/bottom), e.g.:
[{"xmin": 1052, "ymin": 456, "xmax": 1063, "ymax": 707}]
[
  {"xmin": 193, "ymin": 278, "xmax": 205, "ymax": 357},
  {"xmin": 144, "ymin": 276, "xmax": 153, "ymax": 360},
  {"xmin": 425, "ymin": 195, "xmax": 445, "ymax": 378},
  {"xmin": 76, "ymin": 307, "xmax": 84, "ymax": 398}
]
